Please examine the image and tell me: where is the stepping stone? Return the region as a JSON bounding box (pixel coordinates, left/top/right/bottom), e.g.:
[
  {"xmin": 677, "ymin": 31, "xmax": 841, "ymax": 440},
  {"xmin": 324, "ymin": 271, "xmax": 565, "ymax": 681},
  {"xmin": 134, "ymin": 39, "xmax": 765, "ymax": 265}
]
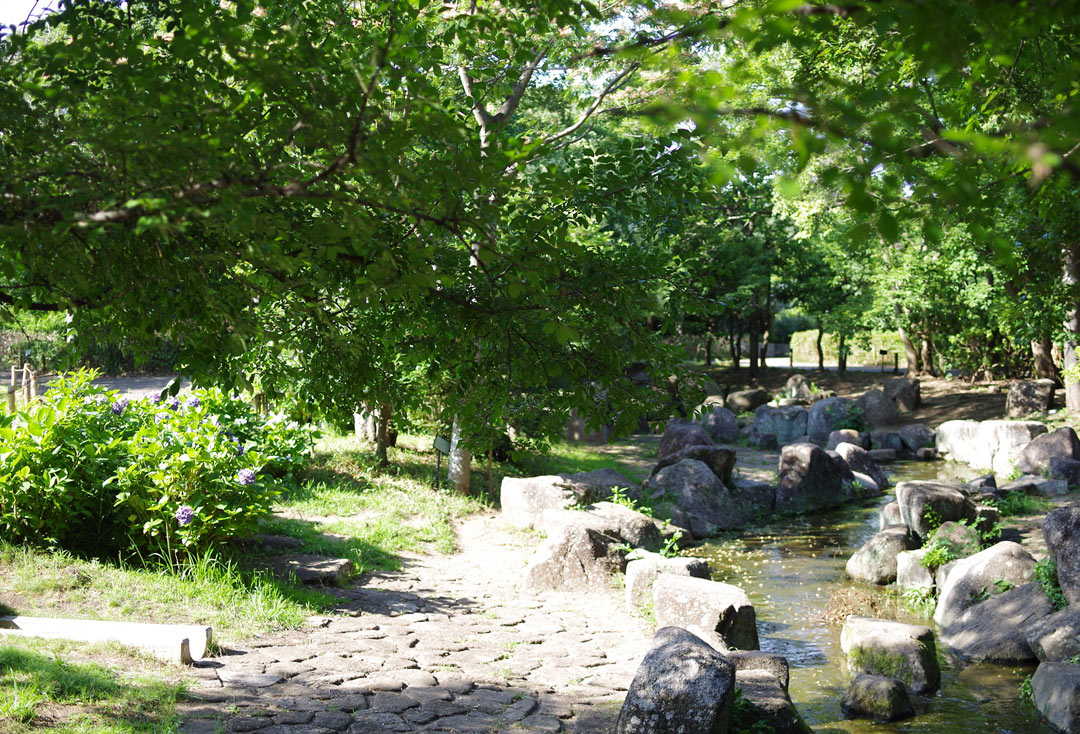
[
  {"xmin": 218, "ymin": 671, "xmax": 284, "ymax": 688},
  {"xmin": 267, "ymin": 554, "xmax": 354, "ymax": 585}
]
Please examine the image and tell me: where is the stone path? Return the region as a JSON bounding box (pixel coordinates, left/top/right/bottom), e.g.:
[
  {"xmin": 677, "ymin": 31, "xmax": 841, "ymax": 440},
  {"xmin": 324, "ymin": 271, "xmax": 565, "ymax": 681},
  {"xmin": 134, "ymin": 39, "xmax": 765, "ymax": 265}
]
[{"xmin": 178, "ymin": 513, "xmax": 653, "ymax": 734}]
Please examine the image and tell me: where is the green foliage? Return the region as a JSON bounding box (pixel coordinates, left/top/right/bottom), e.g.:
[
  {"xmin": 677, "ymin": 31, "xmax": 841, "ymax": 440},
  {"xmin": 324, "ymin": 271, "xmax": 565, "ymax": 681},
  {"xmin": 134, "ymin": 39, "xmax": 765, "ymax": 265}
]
[
  {"xmin": 919, "ymin": 541, "xmax": 959, "ymax": 571},
  {"xmin": 1019, "ymin": 675, "xmax": 1035, "ymax": 708},
  {"xmin": 923, "ymin": 507, "xmax": 944, "ymax": 536},
  {"xmin": 901, "ymin": 586, "xmax": 936, "ymax": 617},
  {"xmin": 983, "ymin": 492, "xmax": 1055, "ymax": 518},
  {"xmin": 1035, "ymin": 557, "xmax": 1068, "ymax": 611},
  {"xmin": 0, "ymin": 641, "xmax": 186, "ymax": 732},
  {"xmin": 0, "ymin": 370, "xmax": 316, "ymax": 557},
  {"xmin": 608, "ymin": 486, "xmax": 654, "ymax": 517},
  {"xmin": 731, "ymin": 688, "xmax": 774, "ymax": 734}
]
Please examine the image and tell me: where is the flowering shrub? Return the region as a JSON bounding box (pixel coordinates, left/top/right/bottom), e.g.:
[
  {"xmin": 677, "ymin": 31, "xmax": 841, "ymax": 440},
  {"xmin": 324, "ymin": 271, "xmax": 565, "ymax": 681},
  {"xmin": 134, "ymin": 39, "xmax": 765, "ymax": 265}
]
[{"xmin": 0, "ymin": 370, "xmax": 317, "ymax": 557}]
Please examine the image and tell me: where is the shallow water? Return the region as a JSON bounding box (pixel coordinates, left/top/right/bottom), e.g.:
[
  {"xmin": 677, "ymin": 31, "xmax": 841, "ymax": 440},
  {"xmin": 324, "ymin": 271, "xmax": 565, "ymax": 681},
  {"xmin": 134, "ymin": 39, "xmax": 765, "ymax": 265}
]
[{"xmin": 695, "ymin": 460, "xmax": 1046, "ymax": 733}]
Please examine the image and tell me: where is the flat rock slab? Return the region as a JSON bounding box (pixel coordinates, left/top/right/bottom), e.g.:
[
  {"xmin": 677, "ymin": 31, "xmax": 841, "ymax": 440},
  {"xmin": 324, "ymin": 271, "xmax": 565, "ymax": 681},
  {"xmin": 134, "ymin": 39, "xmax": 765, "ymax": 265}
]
[{"xmin": 267, "ymin": 554, "xmax": 354, "ymax": 585}]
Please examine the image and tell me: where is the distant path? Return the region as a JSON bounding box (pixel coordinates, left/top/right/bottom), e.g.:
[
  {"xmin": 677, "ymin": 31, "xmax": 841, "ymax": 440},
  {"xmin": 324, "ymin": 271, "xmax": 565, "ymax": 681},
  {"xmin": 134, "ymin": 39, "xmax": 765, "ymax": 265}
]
[{"xmin": 0, "ymin": 373, "xmax": 189, "ymax": 398}]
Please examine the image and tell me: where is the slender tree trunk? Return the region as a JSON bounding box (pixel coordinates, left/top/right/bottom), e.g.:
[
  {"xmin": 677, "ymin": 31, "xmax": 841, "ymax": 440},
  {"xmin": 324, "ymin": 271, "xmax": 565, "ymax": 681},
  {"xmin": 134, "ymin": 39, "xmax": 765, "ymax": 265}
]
[
  {"xmin": 816, "ymin": 329, "xmax": 824, "ymax": 371},
  {"xmin": 1064, "ymin": 244, "xmax": 1080, "ymax": 413},
  {"xmin": 705, "ymin": 333, "xmax": 713, "ymax": 367},
  {"xmin": 837, "ymin": 333, "xmax": 847, "ymax": 374},
  {"xmin": 374, "ymin": 402, "xmax": 392, "ymax": 467},
  {"xmin": 920, "ymin": 337, "xmax": 935, "ymax": 377},
  {"xmin": 748, "ymin": 316, "xmax": 760, "ymax": 377},
  {"xmin": 448, "ymin": 415, "xmax": 472, "ymax": 493},
  {"xmin": 734, "ymin": 322, "xmax": 744, "ymax": 366},
  {"xmin": 1032, "ymin": 337, "xmax": 1059, "ymax": 381},
  {"xmin": 895, "ymin": 305, "xmax": 921, "ymax": 375}
]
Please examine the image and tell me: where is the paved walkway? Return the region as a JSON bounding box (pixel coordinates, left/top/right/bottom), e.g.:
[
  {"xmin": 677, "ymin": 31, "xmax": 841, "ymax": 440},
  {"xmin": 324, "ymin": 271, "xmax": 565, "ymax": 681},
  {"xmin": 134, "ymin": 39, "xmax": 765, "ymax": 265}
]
[{"xmin": 178, "ymin": 514, "xmax": 652, "ymax": 734}]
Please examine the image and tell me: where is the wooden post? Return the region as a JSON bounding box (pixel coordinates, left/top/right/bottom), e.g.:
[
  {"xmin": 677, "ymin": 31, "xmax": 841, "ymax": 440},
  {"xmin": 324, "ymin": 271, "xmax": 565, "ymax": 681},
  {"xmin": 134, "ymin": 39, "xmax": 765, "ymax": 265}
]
[
  {"xmin": 29, "ymin": 372, "xmax": 38, "ymax": 402},
  {"xmin": 6, "ymin": 386, "xmax": 14, "ymax": 414},
  {"xmin": 9, "ymin": 365, "xmax": 14, "ymax": 389}
]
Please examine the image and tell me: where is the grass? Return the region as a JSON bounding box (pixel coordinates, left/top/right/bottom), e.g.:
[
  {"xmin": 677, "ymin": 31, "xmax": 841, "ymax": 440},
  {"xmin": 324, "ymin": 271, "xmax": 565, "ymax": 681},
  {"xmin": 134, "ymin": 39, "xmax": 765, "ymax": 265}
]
[
  {"xmin": 0, "ymin": 637, "xmax": 187, "ymax": 733},
  {"xmin": 985, "ymin": 491, "xmax": 1056, "ymax": 517}
]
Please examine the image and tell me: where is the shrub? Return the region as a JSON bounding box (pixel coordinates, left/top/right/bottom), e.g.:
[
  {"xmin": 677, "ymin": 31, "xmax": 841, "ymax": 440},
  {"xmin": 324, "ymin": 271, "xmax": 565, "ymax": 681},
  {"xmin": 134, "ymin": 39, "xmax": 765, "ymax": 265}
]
[
  {"xmin": 1035, "ymin": 557, "xmax": 1067, "ymax": 611},
  {"xmin": 0, "ymin": 371, "xmax": 317, "ymax": 558}
]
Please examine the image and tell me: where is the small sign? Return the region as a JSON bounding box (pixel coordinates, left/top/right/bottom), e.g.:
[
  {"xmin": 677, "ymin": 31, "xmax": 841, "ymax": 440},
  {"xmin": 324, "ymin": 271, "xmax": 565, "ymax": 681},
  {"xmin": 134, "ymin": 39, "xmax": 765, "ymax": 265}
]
[
  {"xmin": 879, "ymin": 349, "xmax": 888, "ymax": 355},
  {"xmin": 433, "ymin": 436, "xmax": 451, "ymax": 455}
]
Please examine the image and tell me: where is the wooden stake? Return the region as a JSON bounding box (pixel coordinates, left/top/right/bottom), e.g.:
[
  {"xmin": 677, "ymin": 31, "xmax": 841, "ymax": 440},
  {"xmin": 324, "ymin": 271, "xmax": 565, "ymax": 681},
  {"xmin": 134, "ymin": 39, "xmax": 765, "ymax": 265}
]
[
  {"xmin": 29, "ymin": 372, "xmax": 38, "ymax": 402},
  {"xmin": 6, "ymin": 386, "xmax": 14, "ymax": 414}
]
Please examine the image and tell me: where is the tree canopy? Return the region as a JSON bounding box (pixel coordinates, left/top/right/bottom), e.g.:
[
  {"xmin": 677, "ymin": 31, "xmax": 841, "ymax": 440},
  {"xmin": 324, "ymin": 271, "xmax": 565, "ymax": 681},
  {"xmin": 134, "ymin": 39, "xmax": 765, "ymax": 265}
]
[{"xmin": 5, "ymin": 0, "xmax": 1080, "ymax": 441}]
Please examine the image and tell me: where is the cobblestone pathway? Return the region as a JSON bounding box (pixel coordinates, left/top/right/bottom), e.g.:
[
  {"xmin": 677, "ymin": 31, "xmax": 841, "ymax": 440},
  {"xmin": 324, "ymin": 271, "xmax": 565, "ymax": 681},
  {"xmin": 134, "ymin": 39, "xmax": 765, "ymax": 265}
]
[{"xmin": 179, "ymin": 513, "xmax": 653, "ymax": 734}]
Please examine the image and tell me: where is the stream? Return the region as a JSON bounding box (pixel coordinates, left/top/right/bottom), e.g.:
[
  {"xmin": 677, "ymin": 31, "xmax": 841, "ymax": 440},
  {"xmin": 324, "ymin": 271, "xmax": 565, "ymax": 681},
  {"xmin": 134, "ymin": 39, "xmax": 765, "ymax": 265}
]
[{"xmin": 695, "ymin": 459, "xmax": 1046, "ymax": 733}]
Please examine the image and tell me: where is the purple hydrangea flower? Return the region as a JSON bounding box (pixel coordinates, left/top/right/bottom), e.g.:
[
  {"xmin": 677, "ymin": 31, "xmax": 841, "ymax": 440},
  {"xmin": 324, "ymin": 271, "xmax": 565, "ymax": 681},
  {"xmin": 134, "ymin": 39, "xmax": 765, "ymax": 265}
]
[
  {"xmin": 184, "ymin": 395, "xmax": 201, "ymax": 409},
  {"xmin": 150, "ymin": 392, "xmax": 163, "ymax": 404},
  {"xmin": 154, "ymin": 412, "xmax": 170, "ymax": 424},
  {"xmin": 237, "ymin": 468, "xmax": 256, "ymax": 485},
  {"xmin": 166, "ymin": 396, "xmax": 180, "ymax": 411},
  {"xmin": 174, "ymin": 505, "xmax": 195, "ymax": 526},
  {"xmin": 111, "ymin": 397, "xmax": 130, "ymax": 415}
]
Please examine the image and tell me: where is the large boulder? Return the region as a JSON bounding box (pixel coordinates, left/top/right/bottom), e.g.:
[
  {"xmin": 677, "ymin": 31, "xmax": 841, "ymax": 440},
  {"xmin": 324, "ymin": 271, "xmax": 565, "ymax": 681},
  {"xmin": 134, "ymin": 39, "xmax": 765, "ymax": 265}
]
[
  {"xmin": 884, "ymin": 378, "xmax": 921, "ymax": 412},
  {"xmin": 501, "ymin": 470, "xmax": 632, "ymax": 529},
  {"xmin": 775, "ymin": 443, "xmax": 857, "ymax": 516},
  {"xmin": 1027, "ymin": 606, "xmax": 1080, "ymax": 662},
  {"xmin": 928, "ymin": 521, "xmax": 982, "ymax": 558},
  {"xmin": 726, "ymin": 388, "xmax": 771, "ymax": 415},
  {"xmin": 753, "ymin": 404, "xmax": 809, "ymax": 446},
  {"xmin": 615, "ymin": 626, "xmax": 735, "ymax": 734},
  {"xmin": 735, "ymin": 669, "xmax": 814, "ymax": 734},
  {"xmin": 841, "ymin": 674, "xmax": 915, "ymax": 723},
  {"xmin": 649, "ymin": 445, "xmax": 736, "ymax": 485},
  {"xmin": 846, "ymin": 525, "xmax": 918, "ymax": 585},
  {"xmin": 1044, "ymin": 505, "xmax": 1080, "ymax": 605},
  {"xmin": 624, "ymin": 549, "xmax": 712, "ymax": 610},
  {"xmin": 879, "ymin": 501, "xmax": 902, "ymax": 530},
  {"xmin": 857, "ymin": 389, "xmax": 899, "ymax": 428},
  {"xmin": 785, "ymin": 374, "xmax": 815, "ymax": 401},
  {"xmin": 1006, "ymin": 379, "xmax": 1056, "ymax": 417},
  {"xmin": 1032, "ymin": 663, "xmax": 1080, "ymax": 734},
  {"xmin": 897, "ymin": 424, "xmax": 935, "ymax": 454},
  {"xmin": 1017, "ymin": 426, "xmax": 1080, "ymax": 476},
  {"xmin": 653, "ymin": 575, "xmax": 759, "ymax": 652},
  {"xmin": 642, "ymin": 460, "xmax": 749, "ymax": 539},
  {"xmin": 999, "ymin": 474, "xmax": 1068, "ymax": 497},
  {"xmin": 896, "ymin": 549, "xmax": 934, "ymax": 592},
  {"xmin": 939, "ymin": 582, "xmax": 1053, "ymax": 663},
  {"xmin": 727, "ymin": 651, "xmax": 790, "ymax": 690},
  {"xmin": 936, "ymin": 419, "xmax": 1048, "ymax": 474},
  {"xmin": 834, "ymin": 442, "xmax": 889, "ymax": 490},
  {"xmin": 807, "ymin": 397, "xmax": 864, "ymax": 444},
  {"xmin": 699, "ymin": 404, "xmax": 741, "ymax": 443},
  {"xmin": 522, "ymin": 522, "xmax": 626, "ymax": 592},
  {"xmin": 869, "ymin": 430, "xmax": 904, "ymax": 454},
  {"xmin": 658, "ymin": 419, "xmax": 715, "ymax": 459},
  {"xmin": 894, "ymin": 481, "xmax": 977, "ymax": 541},
  {"xmin": 933, "ymin": 541, "xmax": 1037, "ymax": 627},
  {"xmin": 840, "ymin": 616, "xmax": 940, "ymax": 694},
  {"xmin": 827, "ymin": 429, "xmax": 868, "ymax": 450},
  {"xmin": 1049, "ymin": 456, "xmax": 1080, "ymax": 488},
  {"xmin": 550, "ymin": 502, "xmax": 665, "ymax": 552}
]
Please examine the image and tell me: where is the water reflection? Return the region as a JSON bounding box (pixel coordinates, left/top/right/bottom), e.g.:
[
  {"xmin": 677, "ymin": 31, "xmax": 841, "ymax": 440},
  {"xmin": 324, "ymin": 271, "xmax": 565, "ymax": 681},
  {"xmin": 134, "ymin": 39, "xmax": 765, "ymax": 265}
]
[{"xmin": 694, "ymin": 459, "xmax": 1046, "ymax": 733}]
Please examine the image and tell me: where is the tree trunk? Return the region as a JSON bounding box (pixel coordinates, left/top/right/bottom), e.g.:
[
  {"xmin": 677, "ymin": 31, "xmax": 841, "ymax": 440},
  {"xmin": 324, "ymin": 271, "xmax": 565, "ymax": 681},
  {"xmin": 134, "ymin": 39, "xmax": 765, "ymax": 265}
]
[
  {"xmin": 448, "ymin": 415, "xmax": 472, "ymax": 493},
  {"xmin": 920, "ymin": 337, "xmax": 935, "ymax": 377},
  {"xmin": 816, "ymin": 330, "xmax": 824, "ymax": 371},
  {"xmin": 705, "ymin": 333, "xmax": 713, "ymax": 367},
  {"xmin": 1064, "ymin": 244, "xmax": 1080, "ymax": 413},
  {"xmin": 734, "ymin": 322, "xmax": 743, "ymax": 366},
  {"xmin": 895, "ymin": 305, "xmax": 921, "ymax": 375},
  {"xmin": 1032, "ymin": 338, "xmax": 1059, "ymax": 381},
  {"xmin": 748, "ymin": 318, "xmax": 760, "ymax": 376},
  {"xmin": 837, "ymin": 333, "xmax": 847, "ymax": 374},
  {"xmin": 374, "ymin": 402, "xmax": 392, "ymax": 467}
]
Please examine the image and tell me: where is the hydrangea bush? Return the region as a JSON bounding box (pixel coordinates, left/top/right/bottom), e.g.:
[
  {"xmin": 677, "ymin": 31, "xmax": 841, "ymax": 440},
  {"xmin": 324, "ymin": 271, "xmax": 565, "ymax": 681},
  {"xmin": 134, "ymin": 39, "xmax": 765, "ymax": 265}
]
[{"xmin": 0, "ymin": 370, "xmax": 317, "ymax": 557}]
